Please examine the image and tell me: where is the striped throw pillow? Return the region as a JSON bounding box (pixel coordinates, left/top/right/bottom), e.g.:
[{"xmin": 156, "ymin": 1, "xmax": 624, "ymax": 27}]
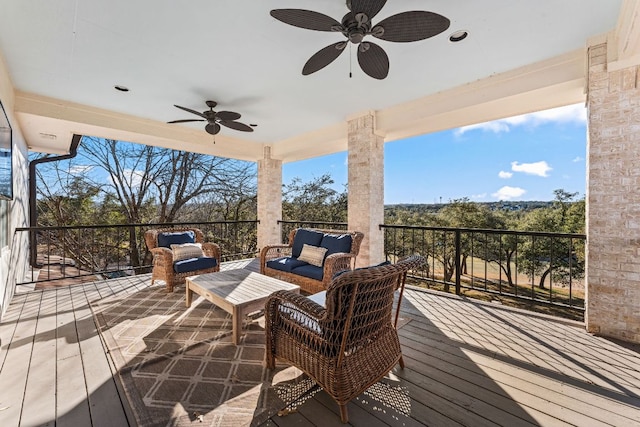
[
  {"xmin": 298, "ymin": 244, "xmax": 328, "ymax": 267},
  {"xmin": 171, "ymin": 243, "xmax": 204, "ymax": 261}
]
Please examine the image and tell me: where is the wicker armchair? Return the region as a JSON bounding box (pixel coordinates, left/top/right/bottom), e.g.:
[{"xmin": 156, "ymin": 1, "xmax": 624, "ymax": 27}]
[
  {"xmin": 144, "ymin": 227, "xmax": 221, "ymax": 292},
  {"xmin": 265, "ymin": 254, "xmax": 426, "ymax": 423},
  {"xmin": 260, "ymin": 228, "xmax": 364, "ymax": 294}
]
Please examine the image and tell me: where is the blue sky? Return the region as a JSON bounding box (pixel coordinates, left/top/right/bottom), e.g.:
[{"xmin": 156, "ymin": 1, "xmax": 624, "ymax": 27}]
[{"xmin": 283, "ymin": 103, "xmax": 587, "ymax": 204}]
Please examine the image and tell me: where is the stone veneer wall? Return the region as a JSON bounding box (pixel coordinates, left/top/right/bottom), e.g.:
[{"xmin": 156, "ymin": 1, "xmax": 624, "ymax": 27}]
[
  {"xmin": 586, "ymin": 43, "xmax": 640, "ymax": 343},
  {"xmin": 347, "ymin": 113, "xmax": 384, "ymax": 267},
  {"xmin": 257, "ymin": 146, "xmax": 282, "ymax": 250}
]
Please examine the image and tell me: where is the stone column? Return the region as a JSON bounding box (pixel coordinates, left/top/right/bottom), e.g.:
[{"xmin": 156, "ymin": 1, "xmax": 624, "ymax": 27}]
[
  {"xmin": 586, "ymin": 43, "xmax": 640, "ymax": 343},
  {"xmin": 257, "ymin": 146, "xmax": 282, "ymax": 250},
  {"xmin": 347, "ymin": 112, "xmax": 384, "ymax": 267}
]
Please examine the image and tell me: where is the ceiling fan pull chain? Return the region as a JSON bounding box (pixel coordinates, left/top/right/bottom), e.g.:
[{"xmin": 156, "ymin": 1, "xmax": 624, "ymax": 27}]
[{"xmin": 349, "ymin": 43, "xmax": 352, "ymax": 78}]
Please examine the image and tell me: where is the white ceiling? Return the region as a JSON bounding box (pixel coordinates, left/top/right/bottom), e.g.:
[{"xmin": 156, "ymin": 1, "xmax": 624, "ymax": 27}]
[{"xmin": 0, "ymin": 0, "xmax": 627, "ymax": 162}]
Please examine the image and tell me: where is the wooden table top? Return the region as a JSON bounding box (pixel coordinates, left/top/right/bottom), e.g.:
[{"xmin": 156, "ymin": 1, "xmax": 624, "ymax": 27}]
[{"xmin": 186, "ymin": 269, "xmax": 299, "ymax": 305}]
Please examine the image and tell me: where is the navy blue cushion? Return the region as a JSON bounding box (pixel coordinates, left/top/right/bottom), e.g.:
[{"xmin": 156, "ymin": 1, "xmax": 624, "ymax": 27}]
[
  {"xmin": 291, "ymin": 229, "xmax": 324, "ymax": 258},
  {"xmin": 158, "ymin": 231, "xmax": 195, "ymax": 248},
  {"xmin": 320, "ymin": 233, "xmax": 352, "ymax": 257},
  {"xmin": 266, "ymin": 257, "xmax": 309, "ymax": 273},
  {"xmin": 173, "ymin": 256, "xmax": 217, "ymax": 273},
  {"xmin": 291, "ymin": 264, "xmax": 324, "ymax": 281}
]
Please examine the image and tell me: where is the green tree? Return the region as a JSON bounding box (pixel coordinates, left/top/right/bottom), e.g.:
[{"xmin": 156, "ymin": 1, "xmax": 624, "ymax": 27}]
[
  {"xmin": 34, "ymin": 172, "xmax": 129, "ymax": 273},
  {"xmin": 33, "ymin": 137, "xmax": 258, "ymax": 271},
  {"xmin": 282, "ymin": 174, "xmax": 347, "ymax": 223},
  {"xmin": 481, "ymin": 214, "xmax": 520, "ymax": 287},
  {"xmin": 437, "ymin": 198, "xmax": 504, "ymax": 275},
  {"xmin": 516, "ymin": 190, "xmax": 585, "ymax": 289}
]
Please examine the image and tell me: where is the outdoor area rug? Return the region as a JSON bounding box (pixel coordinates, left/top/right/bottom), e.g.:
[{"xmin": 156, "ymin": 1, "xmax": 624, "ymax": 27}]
[{"xmin": 90, "ymin": 284, "xmax": 313, "ymax": 427}]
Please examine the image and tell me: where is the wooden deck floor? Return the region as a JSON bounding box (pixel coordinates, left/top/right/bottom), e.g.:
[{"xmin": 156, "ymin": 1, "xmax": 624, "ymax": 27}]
[{"xmin": 1, "ymin": 259, "xmax": 639, "ymax": 426}]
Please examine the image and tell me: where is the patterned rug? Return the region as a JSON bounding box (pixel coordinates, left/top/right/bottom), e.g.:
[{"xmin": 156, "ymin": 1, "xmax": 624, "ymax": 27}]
[{"xmin": 90, "ymin": 285, "xmax": 311, "ymax": 427}]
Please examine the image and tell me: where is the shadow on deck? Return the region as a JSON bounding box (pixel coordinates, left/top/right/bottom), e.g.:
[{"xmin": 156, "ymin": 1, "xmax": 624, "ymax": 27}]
[{"xmin": 1, "ymin": 259, "xmax": 639, "ymax": 426}]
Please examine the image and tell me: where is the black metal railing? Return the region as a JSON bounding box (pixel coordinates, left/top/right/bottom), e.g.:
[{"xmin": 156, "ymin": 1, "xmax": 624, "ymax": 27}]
[
  {"xmin": 16, "ymin": 220, "xmax": 259, "ymax": 286},
  {"xmin": 278, "ymin": 220, "xmax": 348, "ymax": 243},
  {"xmin": 15, "ymin": 219, "xmax": 586, "ymax": 317},
  {"xmin": 381, "ymin": 224, "xmax": 586, "ymax": 316}
]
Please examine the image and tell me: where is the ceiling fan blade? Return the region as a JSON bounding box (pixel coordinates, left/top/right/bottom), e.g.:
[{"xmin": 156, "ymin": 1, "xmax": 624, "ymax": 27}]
[
  {"xmin": 219, "ymin": 120, "xmax": 254, "ymax": 132},
  {"xmin": 373, "ymin": 11, "xmax": 450, "ymax": 42},
  {"xmin": 302, "ymin": 42, "xmax": 347, "ymax": 75},
  {"xmin": 270, "ymin": 9, "xmax": 341, "ymax": 31},
  {"xmin": 174, "ymin": 104, "xmax": 207, "ymax": 118},
  {"xmin": 215, "ymin": 111, "xmax": 241, "ymax": 121},
  {"xmin": 205, "ymin": 123, "xmax": 221, "ymax": 135},
  {"xmin": 357, "ymin": 42, "xmax": 389, "ymax": 79},
  {"xmin": 167, "ymin": 119, "xmax": 205, "ymax": 124},
  {"xmin": 349, "ymin": 0, "xmax": 387, "ymax": 21}
]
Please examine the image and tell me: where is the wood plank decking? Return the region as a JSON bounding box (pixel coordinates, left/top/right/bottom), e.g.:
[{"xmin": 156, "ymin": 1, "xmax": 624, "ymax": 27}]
[{"xmin": 1, "ymin": 259, "xmax": 639, "ymax": 426}]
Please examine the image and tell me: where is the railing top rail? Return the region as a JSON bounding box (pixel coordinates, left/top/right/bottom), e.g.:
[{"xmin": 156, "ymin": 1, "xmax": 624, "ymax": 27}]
[
  {"xmin": 278, "ymin": 220, "xmax": 348, "ymax": 227},
  {"xmin": 16, "ymin": 220, "xmax": 260, "ymax": 232},
  {"xmin": 379, "ymin": 223, "xmax": 586, "ymax": 239}
]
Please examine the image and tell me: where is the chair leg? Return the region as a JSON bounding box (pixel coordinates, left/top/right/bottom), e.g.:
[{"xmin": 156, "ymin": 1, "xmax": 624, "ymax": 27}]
[
  {"xmin": 398, "ymin": 354, "xmax": 405, "ymax": 369},
  {"xmin": 265, "ymin": 351, "xmax": 276, "ymax": 369},
  {"xmin": 339, "ymin": 403, "xmax": 349, "ymax": 423}
]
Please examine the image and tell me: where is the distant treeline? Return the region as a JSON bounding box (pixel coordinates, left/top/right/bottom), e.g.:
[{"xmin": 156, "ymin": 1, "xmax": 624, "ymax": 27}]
[{"xmin": 386, "ymin": 201, "xmax": 554, "ymax": 214}]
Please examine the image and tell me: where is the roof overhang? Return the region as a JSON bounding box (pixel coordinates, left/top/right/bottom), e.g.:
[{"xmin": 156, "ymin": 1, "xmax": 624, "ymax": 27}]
[{"xmin": 0, "ymin": 0, "xmax": 635, "ymax": 163}]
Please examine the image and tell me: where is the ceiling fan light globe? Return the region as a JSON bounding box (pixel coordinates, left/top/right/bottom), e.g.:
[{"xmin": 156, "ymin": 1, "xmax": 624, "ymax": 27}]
[
  {"xmin": 349, "ymin": 30, "xmax": 365, "ymax": 44},
  {"xmin": 205, "ymin": 123, "xmax": 221, "ymax": 135}
]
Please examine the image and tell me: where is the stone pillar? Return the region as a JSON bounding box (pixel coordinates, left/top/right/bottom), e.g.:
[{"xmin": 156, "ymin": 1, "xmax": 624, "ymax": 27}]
[
  {"xmin": 347, "ymin": 112, "xmax": 384, "ymax": 267},
  {"xmin": 586, "ymin": 43, "xmax": 640, "ymax": 343},
  {"xmin": 257, "ymin": 146, "xmax": 282, "ymax": 250}
]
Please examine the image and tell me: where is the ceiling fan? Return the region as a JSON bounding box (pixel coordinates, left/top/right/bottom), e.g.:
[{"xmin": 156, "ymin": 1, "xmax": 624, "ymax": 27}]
[
  {"xmin": 167, "ymin": 101, "xmax": 254, "ymax": 135},
  {"xmin": 270, "ymin": 0, "xmax": 450, "ymax": 79}
]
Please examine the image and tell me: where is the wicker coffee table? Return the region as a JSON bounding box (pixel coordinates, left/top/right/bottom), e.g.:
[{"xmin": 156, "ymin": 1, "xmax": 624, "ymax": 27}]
[{"xmin": 185, "ymin": 269, "xmax": 300, "ymax": 344}]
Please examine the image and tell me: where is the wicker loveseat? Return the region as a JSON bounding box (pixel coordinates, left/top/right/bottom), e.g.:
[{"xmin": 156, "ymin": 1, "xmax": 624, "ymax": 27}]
[
  {"xmin": 265, "ymin": 254, "xmax": 426, "ymax": 423},
  {"xmin": 260, "ymin": 228, "xmax": 364, "ymax": 294},
  {"xmin": 145, "ymin": 227, "xmax": 221, "ymax": 292}
]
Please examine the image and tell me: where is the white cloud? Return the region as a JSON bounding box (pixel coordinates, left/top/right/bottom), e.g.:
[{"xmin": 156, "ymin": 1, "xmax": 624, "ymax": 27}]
[
  {"xmin": 511, "ymin": 161, "xmax": 552, "ymax": 177},
  {"xmin": 125, "ymin": 169, "xmax": 145, "ymax": 187},
  {"xmin": 457, "ymin": 121, "xmax": 510, "ymax": 135},
  {"xmin": 471, "ymin": 193, "xmax": 487, "ymax": 200},
  {"xmin": 573, "ymin": 156, "xmax": 584, "ymax": 163},
  {"xmin": 492, "ymin": 186, "xmax": 526, "ymax": 200},
  {"xmin": 455, "ymin": 103, "xmax": 586, "ymax": 136},
  {"xmin": 69, "ymin": 165, "xmax": 93, "ymax": 174},
  {"xmin": 498, "ymin": 171, "xmax": 513, "ymax": 179},
  {"xmin": 107, "ymin": 169, "xmax": 145, "ymax": 188}
]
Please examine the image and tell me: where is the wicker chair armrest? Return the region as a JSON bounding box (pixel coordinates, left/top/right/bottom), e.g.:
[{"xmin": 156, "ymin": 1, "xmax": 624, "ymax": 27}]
[
  {"xmin": 201, "ymin": 242, "xmax": 221, "ymax": 260},
  {"xmin": 260, "ymin": 245, "xmax": 293, "ymax": 273},
  {"xmin": 150, "ymin": 247, "xmax": 174, "ymax": 265},
  {"xmin": 265, "ymin": 290, "xmax": 326, "ymax": 323},
  {"xmin": 265, "ymin": 290, "xmax": 330, "ymax": 368},
  {"xmin": 323, "ymin": 252, "xmax": 356, "ymax": 279}
]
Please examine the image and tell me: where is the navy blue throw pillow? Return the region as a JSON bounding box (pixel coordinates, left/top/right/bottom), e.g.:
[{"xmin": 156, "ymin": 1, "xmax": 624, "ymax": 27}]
[{"xmin": 291, "ymin": 229, "xmax": 324, "ymax": 258}]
